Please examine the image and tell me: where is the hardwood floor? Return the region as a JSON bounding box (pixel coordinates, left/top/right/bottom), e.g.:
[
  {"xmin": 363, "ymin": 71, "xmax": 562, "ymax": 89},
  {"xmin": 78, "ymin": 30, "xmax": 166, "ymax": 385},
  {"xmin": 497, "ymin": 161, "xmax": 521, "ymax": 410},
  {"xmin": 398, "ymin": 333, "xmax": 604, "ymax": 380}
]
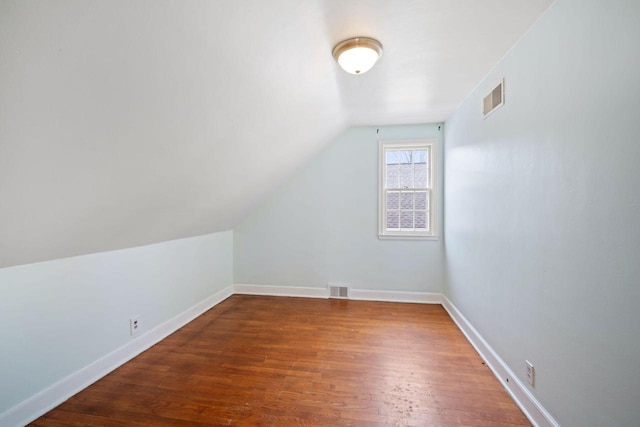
[{"xmin": 31, "ymin": 295, "xmax": 530, "ymax": 426}]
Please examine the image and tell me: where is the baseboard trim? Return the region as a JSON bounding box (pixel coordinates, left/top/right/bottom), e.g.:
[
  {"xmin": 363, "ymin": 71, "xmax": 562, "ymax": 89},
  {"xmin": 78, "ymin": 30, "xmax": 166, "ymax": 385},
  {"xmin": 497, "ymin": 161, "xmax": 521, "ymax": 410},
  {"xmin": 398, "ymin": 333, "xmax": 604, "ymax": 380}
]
[
  {"xmin": 233, "ymin": 284, "xmax": 329, "ymax": 298},
  {"xmin": 0, "ymin": 285, "xmax": 234, "ymax": 427},
  {"xmin": 442, "ymin": 296, "xmax": 559, "ymax": 427},
  {"xmin": 350, "ymin": 289, "xmax": 442, "ymax": 304},
  {"xmin": 233, "ymin": 284, "xmax": 442, "ymax": 304}
]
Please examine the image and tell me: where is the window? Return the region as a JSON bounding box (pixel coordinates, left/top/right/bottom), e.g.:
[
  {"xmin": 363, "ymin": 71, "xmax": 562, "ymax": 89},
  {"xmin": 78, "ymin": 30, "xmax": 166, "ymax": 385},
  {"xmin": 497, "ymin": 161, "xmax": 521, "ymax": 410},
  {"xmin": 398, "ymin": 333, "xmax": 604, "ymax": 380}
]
[{"xmin": 379, "ymin": 139, "xmax": 438, "ymax": 239}]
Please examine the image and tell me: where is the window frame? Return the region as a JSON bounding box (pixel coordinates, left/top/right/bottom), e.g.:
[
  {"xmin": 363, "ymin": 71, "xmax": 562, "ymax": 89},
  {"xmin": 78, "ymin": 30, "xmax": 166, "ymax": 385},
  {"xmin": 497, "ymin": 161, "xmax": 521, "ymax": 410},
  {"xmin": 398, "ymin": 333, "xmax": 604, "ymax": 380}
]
[{"xmin": 378, "ymin": 138, "xmax": 438, "ymax": 240}]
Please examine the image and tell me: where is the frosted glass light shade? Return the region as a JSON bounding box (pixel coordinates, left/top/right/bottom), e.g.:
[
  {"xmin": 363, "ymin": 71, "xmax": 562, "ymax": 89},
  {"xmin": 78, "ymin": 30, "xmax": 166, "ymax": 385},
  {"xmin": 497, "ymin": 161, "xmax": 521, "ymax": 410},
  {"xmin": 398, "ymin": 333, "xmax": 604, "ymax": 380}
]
[{"xmin": 332, "ymin": 37, "xmax": 383, "ymax": 75}]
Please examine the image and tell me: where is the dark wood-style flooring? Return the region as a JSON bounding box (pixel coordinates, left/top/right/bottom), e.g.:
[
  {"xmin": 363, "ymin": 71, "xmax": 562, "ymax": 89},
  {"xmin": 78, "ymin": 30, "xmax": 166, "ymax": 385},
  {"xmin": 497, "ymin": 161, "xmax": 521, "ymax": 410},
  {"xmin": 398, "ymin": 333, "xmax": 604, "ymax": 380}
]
[{"xmin": 31, "ymin": 295, "xmax": 530, "ymax": 426}]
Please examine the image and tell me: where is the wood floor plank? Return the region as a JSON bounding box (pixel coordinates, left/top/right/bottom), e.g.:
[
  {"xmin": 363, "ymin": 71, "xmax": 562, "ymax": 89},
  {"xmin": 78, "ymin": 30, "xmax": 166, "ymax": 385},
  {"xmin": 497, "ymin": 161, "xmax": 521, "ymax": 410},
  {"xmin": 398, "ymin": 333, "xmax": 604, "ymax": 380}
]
[{"xmin": 30, "ymin": 295, "xmax": 530, "ymax": 426}]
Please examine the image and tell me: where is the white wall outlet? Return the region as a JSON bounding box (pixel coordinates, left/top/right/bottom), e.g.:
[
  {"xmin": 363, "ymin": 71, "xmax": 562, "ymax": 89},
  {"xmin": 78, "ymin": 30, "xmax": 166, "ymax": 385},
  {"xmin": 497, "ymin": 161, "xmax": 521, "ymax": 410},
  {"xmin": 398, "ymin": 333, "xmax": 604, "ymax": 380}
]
[
  {"xmin": 525, "ymin": 360, "xmax": 535, "ymax": 386},
  {"xmin": 130, "ymin": 315, "xmax": 141, "ymax": 336}
]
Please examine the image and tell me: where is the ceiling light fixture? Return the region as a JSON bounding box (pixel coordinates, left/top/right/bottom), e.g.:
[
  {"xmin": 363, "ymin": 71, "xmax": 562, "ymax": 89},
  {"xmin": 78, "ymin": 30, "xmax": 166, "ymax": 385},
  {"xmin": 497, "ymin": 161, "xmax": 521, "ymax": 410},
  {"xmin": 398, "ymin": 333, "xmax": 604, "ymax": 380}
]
[{"xmin": 332, "ymin": 37, "xmax": 383, "ymax": 75}]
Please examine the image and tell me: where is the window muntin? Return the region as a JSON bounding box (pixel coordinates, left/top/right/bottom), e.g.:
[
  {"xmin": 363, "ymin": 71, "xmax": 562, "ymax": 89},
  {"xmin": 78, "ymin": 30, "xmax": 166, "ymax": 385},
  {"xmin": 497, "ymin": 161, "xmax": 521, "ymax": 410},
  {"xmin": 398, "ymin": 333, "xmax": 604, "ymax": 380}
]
[{"xmin": 379, "ymin": 140, "xmax": 437, "ymax": 239}]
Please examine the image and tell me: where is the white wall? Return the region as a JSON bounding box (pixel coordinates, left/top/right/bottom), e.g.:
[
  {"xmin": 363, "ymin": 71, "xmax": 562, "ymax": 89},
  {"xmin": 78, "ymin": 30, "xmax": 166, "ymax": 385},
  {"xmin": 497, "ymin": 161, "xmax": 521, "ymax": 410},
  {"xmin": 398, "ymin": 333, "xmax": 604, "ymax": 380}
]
[
  {"xmin": 0, "ymin": 230, "xmax": 233, "ymax": 416},
  {"xmin": 234, "ymin": 124, "xmax": 444, "ymax": 293},
  {"xmin": 444, "ymin": 0, "xmax": 640, "ymax": 425}
]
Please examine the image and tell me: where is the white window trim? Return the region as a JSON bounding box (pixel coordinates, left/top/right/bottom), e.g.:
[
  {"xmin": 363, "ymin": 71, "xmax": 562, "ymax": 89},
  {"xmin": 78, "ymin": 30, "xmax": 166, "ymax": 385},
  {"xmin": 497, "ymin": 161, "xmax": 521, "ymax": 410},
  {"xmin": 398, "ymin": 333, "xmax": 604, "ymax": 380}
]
[{"xmin": 378, "ymin": 138, "xmax": 439, "ymax": 240}]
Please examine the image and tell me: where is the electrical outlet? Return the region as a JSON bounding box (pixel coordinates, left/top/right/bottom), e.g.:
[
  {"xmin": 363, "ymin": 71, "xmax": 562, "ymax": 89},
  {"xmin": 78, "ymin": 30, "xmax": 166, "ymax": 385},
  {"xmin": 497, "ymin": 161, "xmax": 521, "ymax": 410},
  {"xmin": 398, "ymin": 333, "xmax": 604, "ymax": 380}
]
[
  {"xmin": 130, "ymin": 316, "xmax": 141, "ymax": 336},
  {"xmin": 525, "ymin": 360, "xmax": 535, "ymax": 386}
]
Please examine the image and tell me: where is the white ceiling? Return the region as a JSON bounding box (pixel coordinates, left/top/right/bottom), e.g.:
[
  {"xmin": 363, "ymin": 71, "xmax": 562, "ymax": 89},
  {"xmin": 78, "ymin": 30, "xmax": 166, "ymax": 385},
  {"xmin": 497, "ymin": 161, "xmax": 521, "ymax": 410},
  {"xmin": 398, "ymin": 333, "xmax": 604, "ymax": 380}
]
[{"xmin": 0, "ymin": 0, "xmax": 554, "ymax": 268}]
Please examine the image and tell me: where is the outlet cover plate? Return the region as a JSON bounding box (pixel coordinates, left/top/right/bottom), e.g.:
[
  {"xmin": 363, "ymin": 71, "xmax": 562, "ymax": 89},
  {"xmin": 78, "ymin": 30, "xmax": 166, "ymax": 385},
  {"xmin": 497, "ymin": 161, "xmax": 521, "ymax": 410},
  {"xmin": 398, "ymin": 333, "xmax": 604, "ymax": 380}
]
[{"xmin": 525, "ymin": 360, "xmax": 534, "ymax": 386}]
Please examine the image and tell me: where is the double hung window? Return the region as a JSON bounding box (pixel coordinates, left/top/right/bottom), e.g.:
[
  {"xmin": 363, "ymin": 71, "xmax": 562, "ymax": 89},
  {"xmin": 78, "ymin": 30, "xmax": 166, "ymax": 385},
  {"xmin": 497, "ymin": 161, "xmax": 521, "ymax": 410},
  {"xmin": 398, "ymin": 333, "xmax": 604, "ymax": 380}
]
[{"xmin": 379, "ymin": 139, "xmax": 437, "ymax": 239}]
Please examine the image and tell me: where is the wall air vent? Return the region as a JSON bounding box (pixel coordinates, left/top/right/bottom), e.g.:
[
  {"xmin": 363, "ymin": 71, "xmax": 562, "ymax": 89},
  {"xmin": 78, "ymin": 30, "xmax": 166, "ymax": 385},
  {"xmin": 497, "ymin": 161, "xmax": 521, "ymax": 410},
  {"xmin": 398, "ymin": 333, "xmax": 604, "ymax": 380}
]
[
  {"xmin": 328, "ymin": 283, "xmax": 349, "ymax": 299},
  {"xmin": 483, "ymin": 79, "xmax": 504, "ymax": 118}
]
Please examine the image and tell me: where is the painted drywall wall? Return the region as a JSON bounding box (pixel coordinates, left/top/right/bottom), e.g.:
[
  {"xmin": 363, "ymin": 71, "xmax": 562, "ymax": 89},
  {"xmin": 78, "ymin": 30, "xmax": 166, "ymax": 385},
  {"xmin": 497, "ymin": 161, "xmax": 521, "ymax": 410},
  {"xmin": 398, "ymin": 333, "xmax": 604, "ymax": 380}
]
[
  {"xmin": 444, "ymin": 0, "xmax": 640, "ymax": 425},
  {"xmin": 0, "ymin": 230, "xmax": 233, "ymax": 415},
  {"xmin": 234, "ymin": 124, "xmax": 444, "ymax": 293}
]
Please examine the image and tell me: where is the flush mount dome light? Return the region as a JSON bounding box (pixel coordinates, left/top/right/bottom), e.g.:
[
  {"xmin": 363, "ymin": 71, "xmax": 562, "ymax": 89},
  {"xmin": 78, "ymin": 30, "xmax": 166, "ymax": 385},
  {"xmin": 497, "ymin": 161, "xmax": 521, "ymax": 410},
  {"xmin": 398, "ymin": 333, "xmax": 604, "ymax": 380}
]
[{"xmin": 332, "ymin": 37, "xmax": 383, "ymax": 75}]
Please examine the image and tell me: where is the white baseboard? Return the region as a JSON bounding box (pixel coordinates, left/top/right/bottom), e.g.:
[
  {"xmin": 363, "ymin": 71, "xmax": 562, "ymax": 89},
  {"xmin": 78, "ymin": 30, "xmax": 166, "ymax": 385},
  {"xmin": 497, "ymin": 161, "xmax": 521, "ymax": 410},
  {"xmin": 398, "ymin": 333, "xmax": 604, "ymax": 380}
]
[
  {"xmin": 0, "ymin": 285, "xmax": 234, "ymax": 427},
  {"xmin": 233, "ymin": 284, "xmax": 442, "ymax": 304},
  {"xmin": 350, "ymin": 289, "xmax": 442, "ymax": 304},
  {"xmin": 442, "ymin": 296, "xmax": 559, "ymax": 427},
  {"xmin": 233, "ymin": 283, "xmax": 329, "ymax": 298}
]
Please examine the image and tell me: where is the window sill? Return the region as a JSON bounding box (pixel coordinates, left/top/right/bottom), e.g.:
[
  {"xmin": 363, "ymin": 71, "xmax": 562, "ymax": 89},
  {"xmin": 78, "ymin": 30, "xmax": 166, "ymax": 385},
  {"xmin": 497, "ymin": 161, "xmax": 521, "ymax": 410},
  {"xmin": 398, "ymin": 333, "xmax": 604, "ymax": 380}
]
[{"xmin": 378, "ymin": 234, "xmax": 439, "ymax": 241}]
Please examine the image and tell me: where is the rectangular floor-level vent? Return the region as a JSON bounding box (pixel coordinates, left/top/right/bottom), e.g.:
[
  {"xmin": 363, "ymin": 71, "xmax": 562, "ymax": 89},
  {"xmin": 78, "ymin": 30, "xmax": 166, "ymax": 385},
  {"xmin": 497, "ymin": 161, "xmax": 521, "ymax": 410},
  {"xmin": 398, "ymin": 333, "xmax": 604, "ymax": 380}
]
[
  {"xmin": 329, "ymin": 285, "xmax": 349, "ymax": 299},
  {"xmin": 483, "ymin": 79, "xmax": 504, "ymax": 118}
]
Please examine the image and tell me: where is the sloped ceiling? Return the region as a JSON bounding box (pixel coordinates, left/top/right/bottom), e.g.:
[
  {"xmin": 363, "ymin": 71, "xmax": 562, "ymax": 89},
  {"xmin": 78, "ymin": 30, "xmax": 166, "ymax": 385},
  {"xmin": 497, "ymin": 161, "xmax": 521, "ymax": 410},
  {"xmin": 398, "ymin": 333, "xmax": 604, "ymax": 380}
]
[{"xmin": 0, "ymin": 0, "xmax": 554, "ymax": 268}]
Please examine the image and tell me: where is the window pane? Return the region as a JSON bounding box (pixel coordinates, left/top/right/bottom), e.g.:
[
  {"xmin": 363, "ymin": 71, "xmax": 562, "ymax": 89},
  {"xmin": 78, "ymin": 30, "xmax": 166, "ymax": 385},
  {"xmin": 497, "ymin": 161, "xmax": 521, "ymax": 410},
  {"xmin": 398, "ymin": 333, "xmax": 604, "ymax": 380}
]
[
  {"xmin": 413, "ymin": 150, "xmax": 427, "ymax": 164},
  {"xmin": 399, "ymin": 163, "xmax": 413, "ymax": 188},
  {"xmin": 386, "ymin": 191, "xmax": 399, "ymax": 210},
  {"xmin": 415, "ymin": 211, "xmax": 427, "ymax": 230},
  {"xmin": 386, "ymin": 164, "xmax": 399, "ymax": 188},
  {"xmin": 414, "ymin": 191, "xmax": 428, "ymax": 210},
  {"xmin": 397, "ymin": 150, "xmax": 412, "ymax": 164},
  {"xmin": 400, "ymin": 192, "xmax": 414, "ymax": 210},
  {"xmin": 386, "ymin": 151, "xmax": 400, "ymax": 165},
  {"xmin": 386, "ymin": 211, "xmax": 399, "ymax": 229},
  {"xmin": 414, "ymin": 164, "xmax": 428, "ymax": 188},
  {"xmin": 400, "ymin": 211, "xmax": 414, "ymax": 229}
]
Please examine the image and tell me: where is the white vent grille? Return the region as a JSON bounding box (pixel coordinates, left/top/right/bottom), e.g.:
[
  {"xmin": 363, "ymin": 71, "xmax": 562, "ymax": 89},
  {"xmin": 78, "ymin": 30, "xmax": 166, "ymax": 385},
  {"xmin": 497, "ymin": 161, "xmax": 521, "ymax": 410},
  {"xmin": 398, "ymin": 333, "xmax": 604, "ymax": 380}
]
[
  {"xmin": 329, "ymin": 285, "xmax": 349, "ymax": 299},
  {"xmin": 483, "ymin": 79, "xmax": 504, "ymax": 117}
]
